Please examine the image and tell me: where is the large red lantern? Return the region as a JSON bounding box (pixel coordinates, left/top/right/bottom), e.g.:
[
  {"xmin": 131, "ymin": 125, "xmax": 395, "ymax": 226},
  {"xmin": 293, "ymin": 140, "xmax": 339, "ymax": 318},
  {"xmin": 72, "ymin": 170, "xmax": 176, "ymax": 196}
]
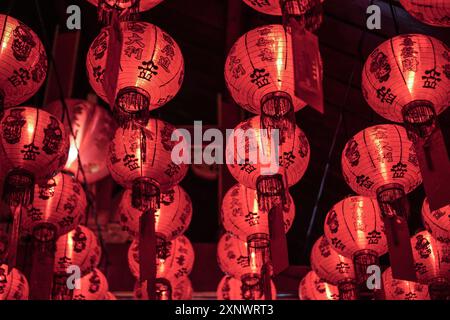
[
  {"xmin": 382, "ymin": 267, "xmax": 430, "ymax": 300},
  {"xmin": 399, "ymin": 1, "xmax": 450, "ymax": 27},
  {"xmin": 86, "ymin": 0, "xmax": 164, "ymax": 23},
  {"xmin": 118, "ymin": 185, "xmax": 192, "ymax": 240},
  {"xmin": 422, "ymin": 198, "xmax": 450, "ymax": 244},
  {"xmin": 411, "ymin": 230, "xmax": 450, "ymax": 300},
  {"xmin": 298, "ymin": 270, "xmax": 339, "ymax": 300},
  {"xmin": 0, "ymin": 15, "xmax": 47, "ymax": 112},
  {"xmin": 45, "ymin": 99, "xmax": 116, "ymax": 184},
  {"xmin": 72, "ymin": 268, "xmax": 109, "ymax": 300},
  {"xmin": 87, "ymin": 22, "xmax": 184, "ymax": 126},
  {"xmin": 0, "ymin": 265, "xmax": 29, "ymax": 300},
  {"xmin": 134, "ymin": 276, "xmax": 193, "ymax": 300},
  {"xmin": 323, "ymin": 196, "xmax": 388, "ymax": 285},
  {"xmin": 217, "ymin": 275, "xmax": 276, "ymax": 300},
  {"xmin": 53, "ymin": 225, "xmax": 102, "ymax": 299},
  {"xmin": 310, "ymin": 236, "xmax": 358, "ymax": 300}
]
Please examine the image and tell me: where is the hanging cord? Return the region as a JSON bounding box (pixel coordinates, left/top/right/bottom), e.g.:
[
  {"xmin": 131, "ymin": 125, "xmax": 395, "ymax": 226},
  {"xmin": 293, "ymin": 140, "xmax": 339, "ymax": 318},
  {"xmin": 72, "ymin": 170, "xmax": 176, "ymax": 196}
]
[{"xmin": 303, "ymin": 0, "xmax": 375, "ymax": 256}]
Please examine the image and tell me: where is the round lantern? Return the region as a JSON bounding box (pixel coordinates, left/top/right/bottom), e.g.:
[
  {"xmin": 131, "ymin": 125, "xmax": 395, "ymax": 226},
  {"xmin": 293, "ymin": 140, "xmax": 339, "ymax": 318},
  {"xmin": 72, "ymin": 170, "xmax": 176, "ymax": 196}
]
[
  {"xmin": 86, "ymin": 0, "xmax": 163, "ymax": 24},
  {"xmin": 298, "ymin": 270, "xmax": 339, "ymax": 300},
  {"xmin": 400, "ymin": 0, "xmax": 450, "ymax": 27},
  {"xmin": 411, "ymin": 230, "xmax": 450, "ymax": 300},
  {"xmin": 45, "ymin": 99, "xmax": 116, "ymax": 184},
  {"xmin": 310, "ymin": 236, "xmax": 358, "ymax": 300},
  {"xmin": 72, "ymin": 268, "xmax": 108, "ymax": 300},
  {"xmin": 382, "ymin": 267, "xmax": 430, "ymax": 300},
  {"xmin": 0, "ymin": 265, "xmax": 29, "ymax": 300},
  {"xmin": 128, "ymin": 235, "xmax": 194, "ymax": 280},
  {"xmin": 118, "ymin": 185, "xmax": 192, "ymax": 240},
  {"xmin": 217, "ymin": 276, "xmax": 277, "ymax": 300},
  {"xmin": 422, "ymin": 198, "xmax": 450, "ymax": 244},
  {"xmin": 361, "ymin": 34, "xmax": 449, "ymax": 125},
  {"xmin": 134, "ymin": 276, "xmax": 193, "ymax": 300},
  {"xmin": 104, "ymin": 291, "xmax": 117, "ymax": 300},
  {"xmin": 87, "ymin": 22, "xmax": 184, "ymax": 126},
  {"xmin": 0, "ymin": 15, "xmax": 48, "ymax": 111},
  {"xmin": 0, "ymin": 106, "xmax": 69, "ymax": 206},
  {"xmin": 225, "ymin": 24, "xmax": 323, "ymax": 115},
  {"xmin": 323, "ymin": 196, "xmax": 388, "ymax": 284}
]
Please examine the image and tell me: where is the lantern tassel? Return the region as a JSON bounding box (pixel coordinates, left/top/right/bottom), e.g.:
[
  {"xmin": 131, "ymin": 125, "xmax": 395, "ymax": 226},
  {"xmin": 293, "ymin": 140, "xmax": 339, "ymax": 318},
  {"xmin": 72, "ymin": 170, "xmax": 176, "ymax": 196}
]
[
  {"xmin": 261, "ymin": 263, "xmax": 272, "ymax": 300},
  {"xmin": 139, "ymin": 209, "xmax": 156, "ymax": 300},
  {"xmin": 337, "ymin": 279, "xmax": 358, "ymax": 300},
  {"xmin": 7, "ymin": 205, "xmax": 22, "ymax": 270},
  {"xmin": 2, "ymin": 169, "xmax": 34, "ymax": 207},
  {"xmin": 353, "ymin": 249, "xmax": 379, "ymax": 300}
]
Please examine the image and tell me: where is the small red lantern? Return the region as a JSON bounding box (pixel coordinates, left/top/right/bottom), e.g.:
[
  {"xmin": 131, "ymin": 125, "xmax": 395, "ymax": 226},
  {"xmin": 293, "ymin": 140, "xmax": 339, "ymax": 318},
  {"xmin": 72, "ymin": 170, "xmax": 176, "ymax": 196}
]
[
  {"xmin": 86, "ymin": 22, "xmax": 184, "ymax": 126},
  {"xmin": 0, "ymin": 15, "xmax": 48, "ymax": 112},
  {"xmin": 118, "ymin": 185, "xmax": 192, "ymax": 240},
  {"xmin": 382, "ymin": 267, "xmax": 430, "ymax": 300},
  {"xmin": 45, "ymin": 99, "xmax": 116, "ymax": 184},
  {"xmin": 422, "ymin": 198, "xmax": 450, "ymax": 244},
  {"xmin": 298, "ymin": 270, "xmax": 339, "ymax": 300},
  {"xmin": 217, "ymin": 275, "xmax": 276, "ymax": 300},
  {"xmin": 410, "ymin": 230, "xmax": 450, "ymax": 300},
  {"xmin": 86, "ymin": 0, "xmax": 164, "ymax": 23},
  {"xmin": 310, "ymin": 236, "xmax": 358, "ymax": 300},
  {"xmin": 399, "ymin": 0, "xmax": 450, "ymax": 27},
  {"xmin": 72, "ymin": 268, "xmax": 109, "ymax": 300},
  {"xmin": 134, "ymin": 276, "xmax": 193, "ymax": 300},
  {"xmin": 0, "ymin": 264, "xmax": 29, "ymax": 300}
]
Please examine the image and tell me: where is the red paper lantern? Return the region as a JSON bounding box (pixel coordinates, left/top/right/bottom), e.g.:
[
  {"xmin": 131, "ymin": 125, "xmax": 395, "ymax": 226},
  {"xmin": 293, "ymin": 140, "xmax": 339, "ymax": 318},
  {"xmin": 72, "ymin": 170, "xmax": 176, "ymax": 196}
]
[
  {"xmin": 217, "ymin": 275, "xmax": 277, "ymax": 300},
  {"xmin": 0, "ymin": 15, "xmax": 47, "ymax": 110},
  {"xmin": 86, "ymin": 22, "xmax": 184, "ymax": 126},
  {"xmin": 310, "ymin": 236, "xmax": 358, "ymax": 300},
  {"xmin": 242, "ymin": 0, "xmax": 324, "ymax": 16},
  {"xmin": 45, "ymin": 99, "xmax": 116, "ymax": 184},
  {"xmin": 221, "ymin": 183, "xmax": 295, "ymax": 242},
  {"xmin": 108, "ymin": 118, "xmax": 188, "ymax": 212},
  {"xmin": 298, "ymin": 270, "xmax": 339, "ymax": 300},
  {"xmin": 422, "ymin": 198, "xmax": 450, "ymax": 244},
  {"xmin": 72, "ymin": 268, "xmax": 109, "ymax": 300},
  {"xmin": 128, "ymin": 235, "xmax": 194, "ymax": 280},
  {"xmin": 361, "ymin": 34, "xmax": 449, "ymax": 123},
  {"xmin": 323, "ymin": 196, "xmax": 388, "ymax": 284},
  {"xmin": 225, "ymin": 24, "xmax": 323, "ymax": 115},
  {"xmin": 86, "ymin": 0, "xmax": 163, "ymax": 13},
  {"xmin": 118, "ymin": 185, "xmax": 192, "ymax": 240},
  {"xmin": 0, "ymin": 265, "xmax": 29, "ymax": 300},
  {"xmin": 382, "ymin": 267, "xmax": 430, "ymax": 300},
  {"xmin": 400, "ymin": 0, "xmax": 450, "ymax": 27},
  {"xmin": 410, "ymin": 230, "xmax": 450, "ymax": 299},
  {"xmin": 134, "ymin": 276, "xmax": 193, "ymax": 300}
]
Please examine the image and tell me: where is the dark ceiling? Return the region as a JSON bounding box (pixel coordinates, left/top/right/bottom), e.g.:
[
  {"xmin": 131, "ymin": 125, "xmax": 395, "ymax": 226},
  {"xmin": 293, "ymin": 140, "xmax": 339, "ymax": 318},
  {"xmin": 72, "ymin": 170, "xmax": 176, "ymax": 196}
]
[{"xmin": 1, "ymin": 0, "xmax": 449, "ymax": 266}]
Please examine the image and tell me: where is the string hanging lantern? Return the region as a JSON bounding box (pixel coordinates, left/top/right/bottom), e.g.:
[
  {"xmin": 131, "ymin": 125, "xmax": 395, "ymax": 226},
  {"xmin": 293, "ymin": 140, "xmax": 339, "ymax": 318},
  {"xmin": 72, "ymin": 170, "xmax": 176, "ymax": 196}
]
[
  {"xmin": 323, "ymin": 196, "xmax": 388, "ymax": 287},
  {"xmin": 382, "ymin": 267, "xmax": 430, "ymax": 300},
  {"xmin": 410, "ymin": 230, "xmax": 450, "ymax": 300},
  {"xmin": 0, "ymin": 264, "xmax": 29, "ymax": 300},
  {"xmin": 45, "ymin": 99, "xmax": 116, "ymax": 184},
  {"xmin": 72, "ymin": 268, "xmax": 109, "ymax": 300},
  {"xmin": 53, "ymin": 225, "xmax": 102, "ymax": 300},
  {"xmin": 298, "ymin": 270, "xmax": 339, "ymax": 300},
  {"xmin": 421, "ymin": 198, "xmax": 450, "ymax": 244},
  {"xmin": 0, "ymin": 15, "xmax": 48, "ymax": 114},
  {"xmin": 341, "ymin": 124, "xmax": 421, "ymax": 281},
  {"xmin": 87, "ymin": 21, "xmax": 184, "ymax": 127},
  {"xmin": 310, "ymin": 236, "xmax": 358, "ymax": 300},
  {"xmin": 399, "ymin": 1, "xmax": 450, "ymax": 27},
  {"xmin": 216, "ymin": 275, "xmax": 276, "ymax": 300},
  {"xmin": 134, "ymin": 276, "xmax": 193, "ymax": 300}
]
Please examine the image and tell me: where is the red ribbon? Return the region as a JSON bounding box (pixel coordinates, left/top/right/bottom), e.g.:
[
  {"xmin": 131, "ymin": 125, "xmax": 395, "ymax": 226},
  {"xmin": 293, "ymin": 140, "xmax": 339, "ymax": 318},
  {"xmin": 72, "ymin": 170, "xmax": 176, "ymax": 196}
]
[
  {"xmin": 139, "ymin": 210, "xmax": 156, "ymax": 300},
  {"xmin": 269, "ymin": 205, "xmax": 289, "ymax": 275},
  {"xmin": 7, "ymin": 205, "xmax": 21, "ymax": 270},
  {"xmin": 29, "ymin": 236, "xmax": 56, "ymax": 300}
]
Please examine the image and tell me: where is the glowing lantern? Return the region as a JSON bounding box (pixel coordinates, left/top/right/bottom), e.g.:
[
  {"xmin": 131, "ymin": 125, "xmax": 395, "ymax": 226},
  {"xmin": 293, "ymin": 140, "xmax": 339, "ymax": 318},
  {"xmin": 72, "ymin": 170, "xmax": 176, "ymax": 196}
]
[
  {"xmin": 86, "ymin": 0, "xmax": 164, "ymax": 23},
  {"xmin": 399, "ymin": 0, "xmax": 450, "ymax": 27},
  {"xmin": 72, "ymin": 268, "xmax": 109, "ymax": 300},
  {"xmin": 225, "ymin": 24, "xmax": 324, "ymax": 115},
  {"xmin": 217, "ymin": 276, "xmax": 277, "ymax": 300},
  {"xmin": 298, "ymin": 270, "xmax": 339, "ymax": 300},
  {"xmin": 128, "ymin": 235, "xmax": 194, "ymax": 281},
  {"xmin": 118, "ymin": 185, "xmax": 192, "ymax": 240},
  {"xmin": 411, "ymin": 230, "xmax": 450, "ymax": 300},
  {"xmin": 0, "ymin": 265, "xmax": 29, "ymax": 300},
  {"xmin": 422, "ymin": 198, "xmax": 450, "ymax": 244},
  {"xmin": 382, "ymin": 267, "xmax": 430, "ymax": 300},
  {"xmin": 0, "ymin": 15, "xmax": 47, "ymax": 111},
  {"xmin": 45, "ymin": 99, "xmax": 116, "ymax": 184},
  {"xmin": 86, "ymin": 22, "xmax": 184, "ymax": 126},
  {"xmin": 134, "ymin": 276, "xmax": 193, "ymax": 300},
  {"xmin": 323, "ymin": 196, "xmax": 388, "ymax": 285},
  {"xmin": 310, "ymin": 236, "xmax": 358, "ymax": 300}
]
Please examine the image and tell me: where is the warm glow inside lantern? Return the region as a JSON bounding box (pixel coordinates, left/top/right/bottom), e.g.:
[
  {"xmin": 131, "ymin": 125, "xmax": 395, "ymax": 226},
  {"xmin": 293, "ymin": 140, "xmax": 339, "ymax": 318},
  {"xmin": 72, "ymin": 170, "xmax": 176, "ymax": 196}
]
[
  {"xmin": 134, "ymin": 275, "xmax": 193, "ymax": 300},
  {"xmin": 298, "ymin": 270, "xmax": 339, "ymax": 300},
  {"xmin": 217, "ymin": 275, "xmax": 277, "ymax": 300},
  {"xmin": 382, "ymin": 267, "xmax": 430, "ymax": 300},
  {"xmin": 0, "ymin": 264, "xmax": 29, "ymax": 300},
  {"xmin": 72, "ymin": 268, "xmax": 109, "ymax": 300},
  {"xmin": 421, "ymin": 198, "xmax": 450, "ymax": 244}
]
